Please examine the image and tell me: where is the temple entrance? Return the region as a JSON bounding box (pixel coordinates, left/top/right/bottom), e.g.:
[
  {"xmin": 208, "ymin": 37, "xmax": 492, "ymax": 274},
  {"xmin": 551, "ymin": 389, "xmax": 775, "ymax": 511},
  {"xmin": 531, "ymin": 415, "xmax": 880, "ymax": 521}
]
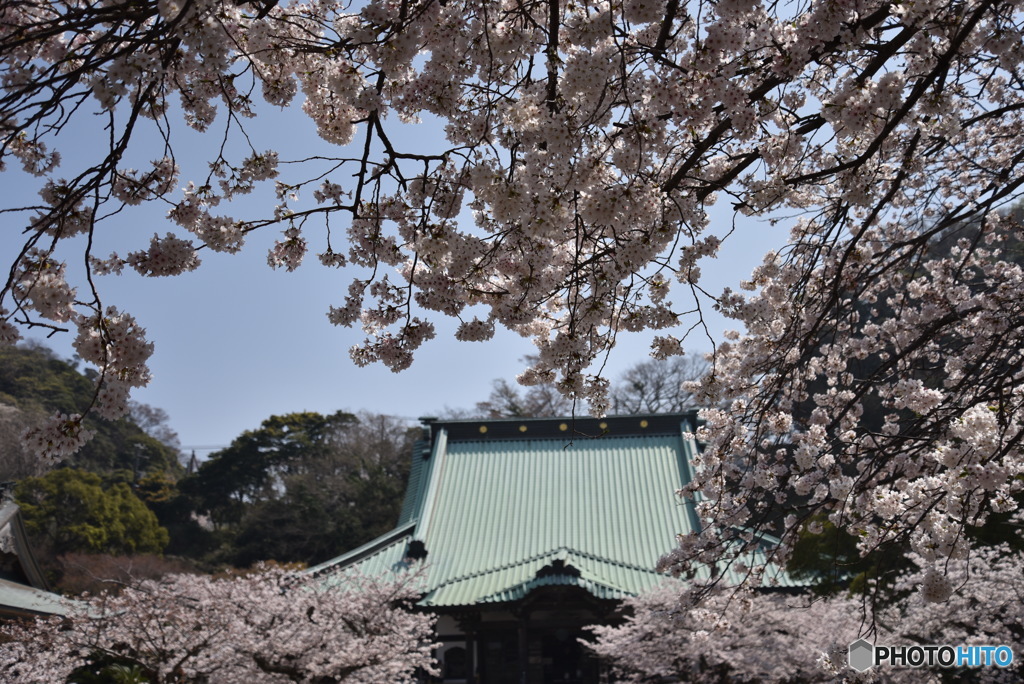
[
  {"xmin": 449, "ymin": 586, "xmax": 615, "ymax": 684},
  {"xmin": 472, "ymin": 625, "xmax": 603, "ymax": 684},
  {"xmin": 478, "ymin": 629, "xmax": 518, "ymax": 684},
  {"xmin": 538, "ymin": 629, "xmax": 600, "ymax": 684}
]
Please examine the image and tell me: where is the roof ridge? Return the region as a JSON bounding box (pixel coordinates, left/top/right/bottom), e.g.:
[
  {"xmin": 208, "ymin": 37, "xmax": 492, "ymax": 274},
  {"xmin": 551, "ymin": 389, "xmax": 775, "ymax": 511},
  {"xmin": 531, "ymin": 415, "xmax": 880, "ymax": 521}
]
[
  {"xmin": 429, "ymin": 545, "xmax": 662, "ymax": 593},
  {"xmin": 477, "ymin": 572, "xmax": 634, "ymax": 604},
  {"xmin": 559, "ymin": 546, "xmax": 667, "ymax": 575}
]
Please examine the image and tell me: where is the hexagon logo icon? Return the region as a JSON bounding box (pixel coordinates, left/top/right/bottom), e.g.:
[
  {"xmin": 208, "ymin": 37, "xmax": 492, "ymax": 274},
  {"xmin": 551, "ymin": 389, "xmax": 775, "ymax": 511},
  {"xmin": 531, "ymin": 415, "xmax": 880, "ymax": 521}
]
[{"xmin": 848, "ymin": 639, "xmax": 875, "ymax": 672}]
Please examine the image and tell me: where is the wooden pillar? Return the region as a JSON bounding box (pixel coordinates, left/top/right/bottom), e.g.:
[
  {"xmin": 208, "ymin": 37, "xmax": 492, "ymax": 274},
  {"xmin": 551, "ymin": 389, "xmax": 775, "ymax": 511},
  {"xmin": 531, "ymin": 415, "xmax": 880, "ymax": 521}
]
[
  {"xmin": 518, "ymin": 617, "xmax": 529, "ymax": 684},
  {"xmin": 466, "ymin": 627, "xmax": 477, "ymax": 684}
]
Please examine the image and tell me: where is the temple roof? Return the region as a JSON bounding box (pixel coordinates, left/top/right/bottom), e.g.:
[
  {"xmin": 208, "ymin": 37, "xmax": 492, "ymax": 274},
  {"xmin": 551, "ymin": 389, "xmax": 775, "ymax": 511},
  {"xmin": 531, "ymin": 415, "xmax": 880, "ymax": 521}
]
[{"xmin": 310, "ymin": 412, "xmax": 795, "ymax": 606}]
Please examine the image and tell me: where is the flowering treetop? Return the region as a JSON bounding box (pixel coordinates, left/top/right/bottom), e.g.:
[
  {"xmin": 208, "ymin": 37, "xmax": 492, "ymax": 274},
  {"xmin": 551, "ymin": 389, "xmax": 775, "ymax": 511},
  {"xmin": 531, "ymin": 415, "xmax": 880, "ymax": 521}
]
[
  {"xmin": 0, "ymin": 566, "xmax": 437, "ymax": 683},
  {"xmin": 3, "ymin": 0, "xmax": 1024, "ymax": 593},
  {"xmin": 591, "ymin": 536, "xmax": 1024, "ymax": 681}
]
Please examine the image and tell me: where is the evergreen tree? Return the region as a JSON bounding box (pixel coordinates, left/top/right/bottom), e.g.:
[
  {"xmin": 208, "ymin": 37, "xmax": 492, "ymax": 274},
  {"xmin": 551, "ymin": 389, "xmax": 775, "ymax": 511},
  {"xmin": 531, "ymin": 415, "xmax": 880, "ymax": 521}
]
[
  {"xmin": 181, "ymin": 411, "xmax": 413, "ymax": 567},
  {"xmin": 16, "ymin": 469, "xmax": 169, "ymax": 557}
]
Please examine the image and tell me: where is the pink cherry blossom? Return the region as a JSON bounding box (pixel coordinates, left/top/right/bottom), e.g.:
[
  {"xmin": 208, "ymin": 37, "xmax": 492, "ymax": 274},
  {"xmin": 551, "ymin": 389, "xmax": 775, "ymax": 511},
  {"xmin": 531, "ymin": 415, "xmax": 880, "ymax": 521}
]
[{"xmin": 0, "ymin": 566, "xmax": 437, "ymax": 683}]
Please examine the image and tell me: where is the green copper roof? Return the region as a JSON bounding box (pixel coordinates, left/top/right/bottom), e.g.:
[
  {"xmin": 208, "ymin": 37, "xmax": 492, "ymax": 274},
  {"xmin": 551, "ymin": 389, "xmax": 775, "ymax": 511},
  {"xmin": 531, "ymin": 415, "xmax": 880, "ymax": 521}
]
[
  {"xmin": 397, "ymin": 435, "xmax": 433, "ymax": 526},
  {"xmin": 311, "ymin": 413, "xmax": 795, "ymax": 605},
  {"xmin": 0, "ymin": 578, "xmax": 70, "ymax": 617}
]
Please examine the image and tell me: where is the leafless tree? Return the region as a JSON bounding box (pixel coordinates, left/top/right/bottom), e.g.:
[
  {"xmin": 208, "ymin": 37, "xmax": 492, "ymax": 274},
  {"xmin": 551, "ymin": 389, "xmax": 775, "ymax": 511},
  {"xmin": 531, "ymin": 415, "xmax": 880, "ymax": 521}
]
[
  {"xmin": 609, "ymin": 356, "xmax": 709, "ymax": 415},
  {"xmin": 457, "ymin": 356, "xmax": 709, "ymax": 418},
  {"xmin": 127, "ymin": 401, "xmax": 182, "ymax": 452},
  {"xmin": 0, "ymin": 404, "xmax": 46, "ymax": 482}
]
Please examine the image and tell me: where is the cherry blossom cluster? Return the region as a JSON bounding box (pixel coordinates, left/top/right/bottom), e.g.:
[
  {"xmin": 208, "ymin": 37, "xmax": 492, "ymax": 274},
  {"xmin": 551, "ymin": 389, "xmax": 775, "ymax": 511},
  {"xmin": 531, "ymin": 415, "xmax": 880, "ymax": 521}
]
[
  {"xmin": 267, "ymin": 227, "xmax": 308, "ymax": 271},
  {"xmin": 111, "ymin": 158, "xmax": 180, "ymax": 206},
  {"xmin": 103, "ymin": 233, "xmax": 202, "ymax": 277},
  {"xmin": 19, "ymin": 413, "xmax": 95, "ymax": 467},
  {"xmin": 662, "ymin": 212, "xmax": 1024, "ymax": 602},
  {"xmin": 592, "ymin": 536, "xmax": 1024, "ymax": 681},
  {"xmin": 72, "ymin": 307, "xmax": 155, "ymax": 419},
  {"xmin": 0, "ymin": 308, "xmax": 18, "ymax": 344},
  {"xmin": 877, "ymin": 537, "xmax": 1024, "ymax": 682},
  {"xmin": 11, "ymin": 249, "xmax": 76, "ymax": 322},
  {"xmin": 587, "ymin": 581, "xmax": 866, "ymax": 683},
  {"xmin": 0, "ymin": 566, "xmax": 437, "ymax": 683}
]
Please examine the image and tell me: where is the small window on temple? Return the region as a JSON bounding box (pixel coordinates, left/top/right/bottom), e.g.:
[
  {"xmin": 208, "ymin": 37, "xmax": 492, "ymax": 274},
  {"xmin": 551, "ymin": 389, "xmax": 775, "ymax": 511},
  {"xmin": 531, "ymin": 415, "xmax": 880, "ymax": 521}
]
[{"xmin": 406, "ymin": 539, "xmax": 428, "ymax": 561}]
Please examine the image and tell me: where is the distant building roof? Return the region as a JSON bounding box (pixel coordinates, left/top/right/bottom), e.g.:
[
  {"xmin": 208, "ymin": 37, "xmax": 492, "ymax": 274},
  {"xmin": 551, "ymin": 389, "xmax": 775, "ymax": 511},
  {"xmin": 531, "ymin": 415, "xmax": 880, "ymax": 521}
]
[
  {"xmin": 0, "ymin": 577, "xmax": 69, "ymax": 618},
  {"xmin": 0, "ymin": 499, "xmax": 49, "ymax": 586},
  {"xmin": 311, "ymin": 412, "xmax": 797, "ymax": 607},
  {"xmin": 0, "ymin": 498, "xmax": 70, "ymax": 619}
]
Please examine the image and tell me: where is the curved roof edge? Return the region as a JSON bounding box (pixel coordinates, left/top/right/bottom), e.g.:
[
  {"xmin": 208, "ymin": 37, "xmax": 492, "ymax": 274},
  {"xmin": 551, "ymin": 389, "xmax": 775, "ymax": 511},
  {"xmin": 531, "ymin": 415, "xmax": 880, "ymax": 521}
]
[{"xmin": 307, "ymin": 521, "xmax": 417, "ymax": 578}]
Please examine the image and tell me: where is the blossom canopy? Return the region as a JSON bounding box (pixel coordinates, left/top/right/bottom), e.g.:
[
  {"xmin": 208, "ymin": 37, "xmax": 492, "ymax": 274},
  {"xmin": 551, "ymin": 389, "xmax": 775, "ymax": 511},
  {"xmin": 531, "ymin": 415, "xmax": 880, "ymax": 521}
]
[{"xmin": 2, "ymin": 0, "xmax": 1024, "ymax": 593}]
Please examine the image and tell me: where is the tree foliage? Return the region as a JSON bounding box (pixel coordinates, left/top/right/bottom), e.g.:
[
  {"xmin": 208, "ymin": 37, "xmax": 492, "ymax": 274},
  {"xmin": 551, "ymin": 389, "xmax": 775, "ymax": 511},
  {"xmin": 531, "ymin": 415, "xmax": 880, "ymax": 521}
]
[
  {"xmin": 3, "ymin": 0, "xmax": 1024, "ymax": 604},
  {"xmin": 0, "ymin": 345, "xmax": 414, "ymax": 568},
  {"xmin": 127, "ymin": 401, "xmax": 181, "ymax": 452},
  {"xmin": 16, "ymin": 468, "xmax": 169, "ymax": 557},
  {"xmin": 180, "ymin": 411, "xmax": 413, "ymax": 567}
]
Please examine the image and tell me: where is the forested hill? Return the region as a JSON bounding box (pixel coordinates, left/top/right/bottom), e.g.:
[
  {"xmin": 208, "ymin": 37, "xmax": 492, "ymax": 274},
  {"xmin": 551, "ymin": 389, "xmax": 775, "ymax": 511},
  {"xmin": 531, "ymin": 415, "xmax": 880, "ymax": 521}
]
[
  {"xmin": 0, "ymin": 343, "xmax": 182, "ymax": 482},
  {"xmin": 1, "ymin": 342, "xmax": 416, "ymax": 580}
]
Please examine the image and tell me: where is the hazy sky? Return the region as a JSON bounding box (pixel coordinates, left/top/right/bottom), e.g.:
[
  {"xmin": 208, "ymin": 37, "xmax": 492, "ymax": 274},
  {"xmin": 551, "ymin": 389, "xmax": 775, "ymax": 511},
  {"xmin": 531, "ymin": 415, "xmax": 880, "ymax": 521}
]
[{"xmin": 2, "ymin": 96, "xmax": 787, "ymax": 454}]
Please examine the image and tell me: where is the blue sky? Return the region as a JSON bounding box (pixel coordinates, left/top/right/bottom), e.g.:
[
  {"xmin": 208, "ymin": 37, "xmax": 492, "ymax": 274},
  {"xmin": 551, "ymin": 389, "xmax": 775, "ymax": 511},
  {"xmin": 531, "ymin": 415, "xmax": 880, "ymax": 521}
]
[{"xmin": 1, "ymin": 95, "xmax": 786, "ymax": 454}]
